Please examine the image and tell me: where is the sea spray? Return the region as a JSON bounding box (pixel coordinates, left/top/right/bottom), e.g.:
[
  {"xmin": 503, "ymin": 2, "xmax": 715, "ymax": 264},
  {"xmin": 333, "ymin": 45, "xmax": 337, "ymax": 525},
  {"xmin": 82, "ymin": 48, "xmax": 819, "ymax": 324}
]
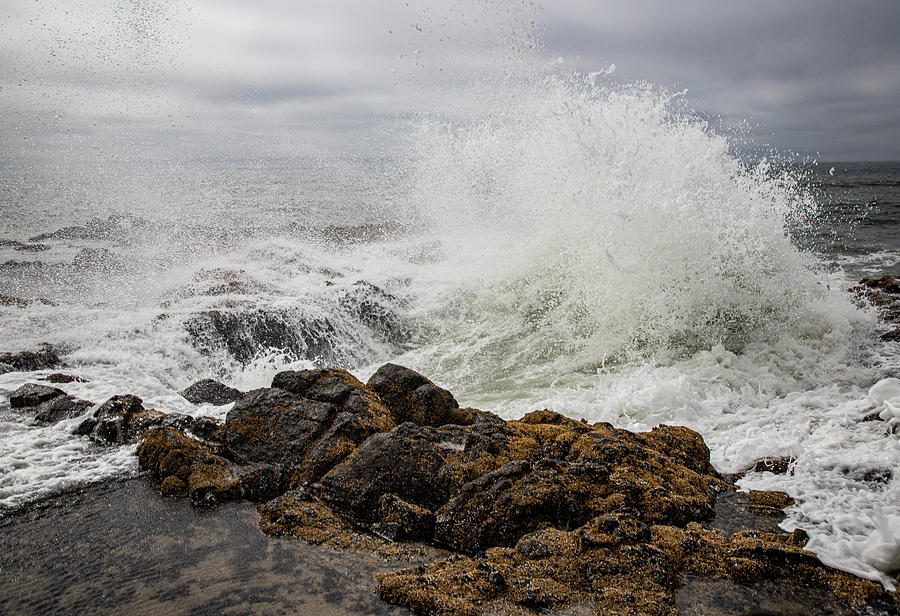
[
  {"xmin": 394, "ymin": 74, "xmax": 864, "ymax": 395},
  {"xmin": 369, "ymin": 69, "xmax": 899, "ymax": 587}
]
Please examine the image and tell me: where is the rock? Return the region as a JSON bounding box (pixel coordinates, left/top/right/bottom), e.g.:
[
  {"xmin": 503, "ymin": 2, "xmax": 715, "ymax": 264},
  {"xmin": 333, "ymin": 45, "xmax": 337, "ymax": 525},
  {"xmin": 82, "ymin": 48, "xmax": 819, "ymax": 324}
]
[
  {"xmin": 379, "ymin": 516, "xmax": 897, "ymax": 616},
  {"xmin": 80, "ymin": 395, "xmax": 165, "ymax": 445},
  {"xmin": 858, "ymin": 275, "xmax": 900, "ymax": 295},
  {"xmin": 9, "ymin": 383, "xmax": 66, "ymax": 408},
  {"xmin": 29, "ymin": 213, "xmax": 147, "ymax": 242},
  {"xmin": 316, "ymin": 423, "xmax": 451, "ymax": 523},
  {"xmin": 72, "ymin": 247, "xmax": 126, "ymax": 272},
  {"xmin": 0, "ymin": 344, "xmax": 62, "ymax": 374},
  {"xmin": 0, "ymin": 239, "xmax": 50, "ymax": 252},
  {"xmin": 339, "ymin": 281, "xmax": 414, "ymax": 344},
  {"xmin": 224, "ymin": 370, "xmax": 394, "ymax": 487},
  {"xmin": 223, "ymin": 388, "xmax": 338, "ymax": 467},
  {"xmin": 372, "ymin": 493, "xmax": 437, "ymax": 541},
  {"xmin": 367, "ymin": 363, "xmax": 471, "ymax": 426},
  {"xmin": 179, "ymin": 379, "xmax": 242, "ymax": 405},
  {"xmin": 747, "ymin": 490, "xmax": 794, "ymax": 517},
  {"xmin": 157, "ymin": 413, "xmax": 222, "ymax": 442},
  {"xmin": 183, "ymin": 308, "xmax": 340, "ymax": 365},
  {"xmin": 42, "ymin": 373, "xmax": 88, "ymax": 384},
  {"xmin": 0, "ymin": 294, "xmax": 55, "ymax": 307},
  {"xmin": 752, "ymin": 456, "xmax": 797, "ymax": 475},
  {"xmin": 138, "ymin": 427, "xmax": 284, "ymax": 506},
  {"xmin": 34, "ymin": 395, "xmax": 94, "ymax": 424},
  {"xmin": 186, "ymin": 268, "xmax": 272, "ymax": 297}
]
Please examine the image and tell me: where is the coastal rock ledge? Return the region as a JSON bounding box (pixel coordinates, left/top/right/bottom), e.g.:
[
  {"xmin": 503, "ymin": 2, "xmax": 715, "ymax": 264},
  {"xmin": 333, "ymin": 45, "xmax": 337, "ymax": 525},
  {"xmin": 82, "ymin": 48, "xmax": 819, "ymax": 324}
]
[{"xmin": 137, "ymin": 364, "xmax": 899, "ymax": 616}]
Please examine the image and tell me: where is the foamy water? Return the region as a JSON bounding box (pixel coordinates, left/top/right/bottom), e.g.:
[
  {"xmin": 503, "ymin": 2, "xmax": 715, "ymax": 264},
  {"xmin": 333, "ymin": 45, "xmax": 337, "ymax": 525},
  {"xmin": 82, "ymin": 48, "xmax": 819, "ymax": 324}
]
[{"xmin": 2, "ymin": 39, "xmax": 899, "ymax": 591}]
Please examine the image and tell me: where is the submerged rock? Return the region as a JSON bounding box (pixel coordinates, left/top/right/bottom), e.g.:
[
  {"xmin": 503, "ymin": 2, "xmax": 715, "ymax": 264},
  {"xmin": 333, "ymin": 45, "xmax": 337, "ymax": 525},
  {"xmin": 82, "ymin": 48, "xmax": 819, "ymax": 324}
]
[
  {"xmin": 34, "ymin": 395, "xmax": 94, "ymax": 424},
  {"xmin": 42, "ymin": 373, "xmax": 89, "ymax": 384},
  {"xmin": 179, "ymin": 379, "xmax": 243, "ymax": 406},
  {"xmin": 7, "ymin": 382, "xmax": 93, "ymax": 424},
  {"xmin": 0, "ymin": 294, "xmax": 55, "ymax": 308},
  {"xmin": 133, "ymin": 363, "xmax": 899, "ymax": 616},
  {"xmin": 72, "ymin": 247, "xmax": 126, "ymax": 273},
  {"xmin": 0, "ymin": 238, "xmax": 50, "ymax": 252},
  {"xmin": 9, "ymin": 383, "xmax": 66, "ymax": 408},
  {"xmin": 29, "ymin": 213, "xmax": 148, "ymax": 242}
]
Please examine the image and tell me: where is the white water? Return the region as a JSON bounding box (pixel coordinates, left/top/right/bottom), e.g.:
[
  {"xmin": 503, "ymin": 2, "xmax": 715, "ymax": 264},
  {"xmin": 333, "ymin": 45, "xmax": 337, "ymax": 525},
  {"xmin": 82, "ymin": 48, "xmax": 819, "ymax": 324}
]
[{"xmin": 1, "ymin": 23, "xmax": 899, "ymax": 593}]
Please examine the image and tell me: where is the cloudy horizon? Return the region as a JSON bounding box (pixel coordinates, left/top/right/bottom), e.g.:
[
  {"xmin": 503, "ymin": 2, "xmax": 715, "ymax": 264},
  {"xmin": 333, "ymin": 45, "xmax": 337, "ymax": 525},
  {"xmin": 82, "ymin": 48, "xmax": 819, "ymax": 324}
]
[{"xmin": 2, "ymin": 0, "xmax": 898, "ymax": 164}]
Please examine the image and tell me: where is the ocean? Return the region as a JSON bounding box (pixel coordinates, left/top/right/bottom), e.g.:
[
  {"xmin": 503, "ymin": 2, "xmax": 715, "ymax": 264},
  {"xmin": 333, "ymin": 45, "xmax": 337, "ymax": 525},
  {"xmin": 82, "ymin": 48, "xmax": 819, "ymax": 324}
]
[{"xmin": 0, "ymin": 77, "xmax": 898, "ymax": 589}]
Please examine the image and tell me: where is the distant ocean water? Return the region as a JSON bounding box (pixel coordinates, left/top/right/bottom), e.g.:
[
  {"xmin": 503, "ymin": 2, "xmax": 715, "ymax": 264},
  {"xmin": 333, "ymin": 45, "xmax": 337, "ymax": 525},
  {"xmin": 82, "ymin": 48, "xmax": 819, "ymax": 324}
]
[{"xmin": 0, "ymin": 78, "xmax": 898, "ymax": 587}]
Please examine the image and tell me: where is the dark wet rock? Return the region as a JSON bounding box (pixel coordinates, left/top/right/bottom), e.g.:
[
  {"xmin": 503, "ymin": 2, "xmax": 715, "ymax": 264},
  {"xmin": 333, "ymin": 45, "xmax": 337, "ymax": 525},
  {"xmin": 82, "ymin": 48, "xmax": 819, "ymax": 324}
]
[
  {"xmin": 0, "ymin": 260, "xmax": 49, "ymax": 272},
  {"xmin": 224, "ymin": 388, "xmax": 338, "ymax": 466},
  {"xmin": 42, "ymin": 373, "xmax": 88, "ymax": 384},
  {"xmin": 9, "ymin": 383, "xmax": 66, "ymax": 408},
  {"xmin": 316, "ymin": 423, "xmax": 452, "ymax": 522},
  {"xmin": 181, "ymin": 280, "xmax": 414, "ymax": 366},
  {"xmin": 138, "ymin": 427, "xmax": 285, "ymax": 506},
  {"xmin": 0, "ymin": 294, "xmax": 55, "ymax": 307},
  {"xmin": 224, "ymin": 370, "xmax": 394, "ymax": 487},
  {"xmin": 858, "ymin": 275, "xmax": 900, "ymax": 295},
  {"xmin": 372, "ymin": 493, "xmax": 437, "ymax": 542},
  {"xmin": 29, "ymin": 213, "xmax": 148, "ymax": 242},
  {"xmin": 848, "ymin": 467, "xmax": 893, "ymax": 484},
  {"xmin": 34, "ymin": 395, "xmax": 94, "ymax": 424},
  {"xmin": 183, "ymin": 307, "xmax": 340, "ymax": 365},
  {"xmin": 854, "ymin": 275, "xmax": 900, "ymax": 338},
  {"xmin": 179, "ymin": 379, "xmax": 242, "ymax": 405},
  {"xmin": 187, "ymin": 268, "xmax": 273, "ymax": 297},
  {"xmin": 0, "ymin": 239, "xmax": 50, "ymax": 252},
  {"xmin": 79, "ymin": 394, "xmax": 165, "ymax": 445},
  {"xmin": 753, "ymin": 456, "xmax": 797, "ymax": 475},
  {"xmin": 157, "ymin": 413, "xmax": 222, "ymax": 443},
  {"xmin": 339, "ymin": 281, "xmax": 414, "ymax": 345},
  {"xmin": 313, "ymin": 222, "xmax": 406, "ymax": 244},
  {"xmin": 367, "ymin": 363, "xmax": 471, "ymax": 427},
  {"xmin": 72, "ymin": 247, "xmax": 126, "ymax": 272},
  {"xmin": 0, "ymin": 344, "xmax": 62, "ymax": 374}
]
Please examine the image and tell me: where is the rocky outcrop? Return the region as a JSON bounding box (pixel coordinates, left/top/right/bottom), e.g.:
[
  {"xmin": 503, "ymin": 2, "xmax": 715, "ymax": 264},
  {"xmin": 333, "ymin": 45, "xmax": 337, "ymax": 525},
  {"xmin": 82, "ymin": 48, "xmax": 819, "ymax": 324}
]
[
  {"xmin": 183, "ymin": 307, "xmax": 341, "ymax": 365},
  {"xmin": 0, "ymin": 238, "xmax": 50, "ymax": 252},
  {"xmin": 134, "ymin": 364, "xmax": 899, "ymax": 616},
  {"xmin": 9, "ymin": 383, "xmax": 66, "ymax": 408},
  {"xmin": 0, "ymin": 344, "xmax": 62, "ymax": 374},
  {"xmin": 76, "ymin": 395, "xmax": 166, "ymax": 445},
  {"xmin": 366, "ymin": 363, "xmax": 472, "ymax": 426},
  {"xmin": 854, "ymin": 275, "xmax": 900, "ymax": 340},
  {"xmin": 181, "ymin": 282, "xmax": 413, "ymax": 367},
  {"xmin": 6, "ymin": 382, "xmax": 93, "ymax": 424},
  {"xmin": 0, "ymin": 294, "xmax": 55, "ymax": 307},
  {"xmin": 29, "ymin": 214, "xmax": 148, "ymax": 242},
  {"xmin": 180, "ymin": 379, "xmax": 243, "ymax": 405}
]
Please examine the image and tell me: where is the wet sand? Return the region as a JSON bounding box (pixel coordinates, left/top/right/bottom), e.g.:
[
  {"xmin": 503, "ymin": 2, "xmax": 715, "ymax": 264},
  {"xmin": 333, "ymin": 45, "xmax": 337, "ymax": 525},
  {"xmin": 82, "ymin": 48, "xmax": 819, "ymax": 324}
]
[{"xmin": 0, "ymin": 477, "xmax": 409, "ymax": 616}]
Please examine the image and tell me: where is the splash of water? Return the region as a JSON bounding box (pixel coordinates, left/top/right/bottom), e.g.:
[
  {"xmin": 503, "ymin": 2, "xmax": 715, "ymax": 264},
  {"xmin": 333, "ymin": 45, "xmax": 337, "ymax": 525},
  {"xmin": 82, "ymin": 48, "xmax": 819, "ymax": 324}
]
[{"xmin": 396, "ymin": 73, "xmax": 865, "ymax": 399}]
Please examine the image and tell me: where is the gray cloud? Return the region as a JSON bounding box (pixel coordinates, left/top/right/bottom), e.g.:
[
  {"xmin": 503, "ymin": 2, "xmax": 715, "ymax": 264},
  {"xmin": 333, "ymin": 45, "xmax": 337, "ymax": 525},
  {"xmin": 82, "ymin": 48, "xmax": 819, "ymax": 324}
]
[{"xmin": 1, "ymin": 0, "xmax": 898, "ymax": 163}]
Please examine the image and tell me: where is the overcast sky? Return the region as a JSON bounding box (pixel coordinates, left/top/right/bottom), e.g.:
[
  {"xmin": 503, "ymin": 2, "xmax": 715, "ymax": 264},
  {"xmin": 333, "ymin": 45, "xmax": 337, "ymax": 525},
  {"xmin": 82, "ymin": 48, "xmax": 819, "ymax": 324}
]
[{"xmin": 1, "ymin": 0, "xmax": 898, "ymax": 163}]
